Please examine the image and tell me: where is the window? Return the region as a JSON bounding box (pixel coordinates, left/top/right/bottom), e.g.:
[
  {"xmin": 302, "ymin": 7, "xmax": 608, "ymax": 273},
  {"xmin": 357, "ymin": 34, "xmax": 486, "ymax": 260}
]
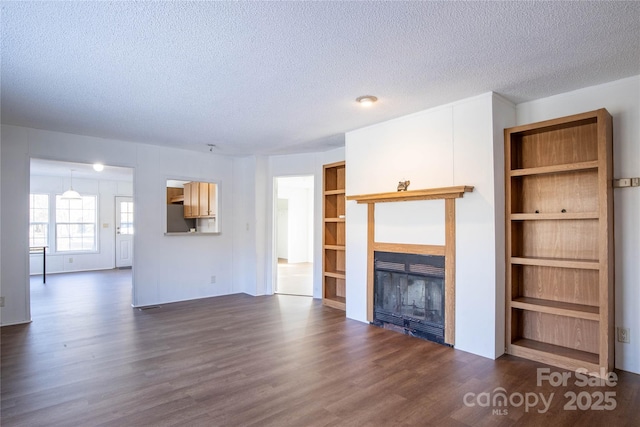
[
  {"xmin": 29, "ymin": 194, "xmax": 49, "ymax": 247},
  {"xmin": 119, "ymin": 200, "xmax": 134, "ymax": 235},
  {"xmin": 55, "ymin": 195, "xmax": 97, "ymax": 252}
]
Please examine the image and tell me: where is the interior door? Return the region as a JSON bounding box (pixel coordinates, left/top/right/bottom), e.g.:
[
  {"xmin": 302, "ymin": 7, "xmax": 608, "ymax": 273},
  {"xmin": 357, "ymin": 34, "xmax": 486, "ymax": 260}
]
[{"xmin": 115, "ymin": 196, "xmax": 133, "ymax": 268}]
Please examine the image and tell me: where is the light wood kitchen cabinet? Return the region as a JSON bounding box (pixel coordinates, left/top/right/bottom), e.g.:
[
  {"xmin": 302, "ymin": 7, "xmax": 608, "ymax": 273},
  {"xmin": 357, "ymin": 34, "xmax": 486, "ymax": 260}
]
[
  {"xmin": 184, "ymin": 182, "xmax": 195, "ymax": 218},
  {"xmin": 208, "ymin": 183, "xmax": 217, "ymax": 216},
  {"xmin": 184, "ymin": 181, "xmax": 217, "ymax": 219}
]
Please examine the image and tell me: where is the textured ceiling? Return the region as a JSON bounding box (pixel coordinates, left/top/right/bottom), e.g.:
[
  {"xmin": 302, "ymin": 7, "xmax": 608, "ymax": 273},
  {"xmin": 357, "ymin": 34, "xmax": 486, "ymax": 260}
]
[{"xmin": 2, "ymin": 1, "xmax": 639, "ymax": 156}]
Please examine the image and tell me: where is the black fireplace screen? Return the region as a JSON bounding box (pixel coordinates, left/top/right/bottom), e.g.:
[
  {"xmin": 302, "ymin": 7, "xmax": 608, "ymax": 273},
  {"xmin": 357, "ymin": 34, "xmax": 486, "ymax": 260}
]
[{"xmin": 373, "ymin": 252, "xmax": 445, "ymax": 344}]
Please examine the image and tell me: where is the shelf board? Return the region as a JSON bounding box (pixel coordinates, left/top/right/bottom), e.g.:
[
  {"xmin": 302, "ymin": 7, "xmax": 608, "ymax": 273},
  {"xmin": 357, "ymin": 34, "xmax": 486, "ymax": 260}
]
[
  {"xmin": 511, "ymin": 257, "xmax": 599, "ymax": 270},
  {"xmin": 510, "ymin": 212, "xmax": 598, "ymax": 221},
  {"xmin": 510, "ymin": 160, "xmax": 598, "ymax": 177},
  {"xmin": 511, "ymin": 297, "xmax": 599, "ymax": 321},
  {"xmin": 509, "ymin": 338, "xmax": 599, "ymax": 368},
  {"xmin": 324, "ymin": 245, "xmax": 345, "ymax": 251},
  {"xmin": 323, "ymin": 297, "xmax": 346, "ymax": 311},
  {"xmin": 324, "ymin": 218, "xmax": 346, "ymax": 223},
  {"xmin": 347, "ymin": 186, "xmax": 473, "ymax": 204},
  {"xmin": 324, "ymin": 271, "xmax": 346, "ymax": 280},
  {"xmin": 324, "ymin": 189, "xmax": 345, "ymax": 195},
  {"xmin": 169, "ymin": 195, "xmax": 184, "ymax": 204}
]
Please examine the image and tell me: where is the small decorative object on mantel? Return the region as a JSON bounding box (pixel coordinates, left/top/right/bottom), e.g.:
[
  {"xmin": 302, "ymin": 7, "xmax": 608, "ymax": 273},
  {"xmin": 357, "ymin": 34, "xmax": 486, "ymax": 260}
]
[{"xmin": 397, "ymin": 180, "xmax": 410, "ymax": 192}]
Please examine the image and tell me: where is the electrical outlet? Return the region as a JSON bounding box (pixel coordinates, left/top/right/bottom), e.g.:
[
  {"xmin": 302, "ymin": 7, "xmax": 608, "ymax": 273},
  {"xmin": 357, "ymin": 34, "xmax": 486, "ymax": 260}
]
[
  {"xmin": 617, "ymin": 327, "xmax": 630, "ymax": 343},
  {"xmin": 0, "ymin": 297, "xmax": 5, "ymax": 307},
  {"xmin": 68, "ymin": 257, "xmax": 73, "ymax": 263},
  {"xmin": 210, "ymin": 275, "xmax": 216, "ymax": 284}
]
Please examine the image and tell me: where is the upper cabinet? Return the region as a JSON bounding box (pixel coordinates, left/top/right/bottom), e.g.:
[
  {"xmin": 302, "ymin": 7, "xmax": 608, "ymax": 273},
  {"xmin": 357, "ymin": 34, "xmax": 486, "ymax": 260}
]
[{"xmin": 184, "ymin": 181, "xmax": 217, "ymax": 219}]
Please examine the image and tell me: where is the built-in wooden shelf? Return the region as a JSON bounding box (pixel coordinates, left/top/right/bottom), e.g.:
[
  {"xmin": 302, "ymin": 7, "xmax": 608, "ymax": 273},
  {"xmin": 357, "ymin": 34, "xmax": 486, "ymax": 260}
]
[
  {"xmin": 510, "ymin": 212, "xmax": 599, "ymax": 220},
  {"xmin": 509, "ymin": 160, "xmax": 599, "ymax": 177},
  {"xmin": 323, "ymin": 296, "xmax": 346, "ymax": 311},
  {"xmin": 323, "ymin": 161, "xmax": 346, "ymax": 312},
  {"xmin": 511, "ymin": 256, "xmax": 600, "ymax": 270},
  {"xmin": 324, "ymin": 218, "xmax": 346, "ymax": 223},
  {"xmin": 324, "ymin": 271, "xmax": 346, "ymax": 280},
  {"xmin": 510, "ymin": 339, "xmax": 600, "ymax": 369},
  {"xmin": 505, "ymin": 108, "xmax": 613, "ymax": 377},
  {"xmin": 347, "ymin": 186, "xmax": 474, "ymax": 204},
  {"xmin": 511, "ymin": 297, "xmax": 599, "ymax": 321},
  {"xmin": 169, "ymin": 195, "xmax": 184, "ymax": 204}
]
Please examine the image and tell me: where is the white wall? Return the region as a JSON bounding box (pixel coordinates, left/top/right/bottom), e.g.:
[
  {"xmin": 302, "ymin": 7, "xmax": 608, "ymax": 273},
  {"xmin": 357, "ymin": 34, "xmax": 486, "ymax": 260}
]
[
  {"xmin": 516, "ymin": 75, "xmax": 640, "ymax": 374},
  {"xmin": 276, "ymin": 198, "xmax": 289, "ymax": 259},
  {"xmin": 1, "ymin": 125, "xmax": 238, "ymax": 326},
  {"xmin": 345, "ymin": 92, "xmax": 515, "ymax": 359},
  {"xmin": 492, "ymin": 95, "xmax": 517, "ymax": 357},
  {"xmin": 231, "ymin": 156, "xmax": 258, "ymax": 296},
  {"xmin": 29, "ymin": 174, "xmax": 133, "ymax": 274},
  {"xmin": 0, "ymin": 126, "xmax": 31, "ymax": 325}
]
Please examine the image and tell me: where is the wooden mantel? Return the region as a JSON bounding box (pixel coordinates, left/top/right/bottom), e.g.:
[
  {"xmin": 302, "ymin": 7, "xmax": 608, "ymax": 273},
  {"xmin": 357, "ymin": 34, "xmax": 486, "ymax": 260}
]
[
  {"xmin": 346, "ymin": 186, "xmax": 474, "ymax": 203},
  {"xmin": 347, "ymin": 185, "xmax": 474, "ymax": 346}
]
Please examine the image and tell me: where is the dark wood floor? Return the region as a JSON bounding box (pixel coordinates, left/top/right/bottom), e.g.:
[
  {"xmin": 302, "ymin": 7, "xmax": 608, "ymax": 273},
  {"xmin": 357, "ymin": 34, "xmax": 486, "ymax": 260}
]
[{"xmin": 2, "ymin": 270, "xmax": 639, "ymax": 426}]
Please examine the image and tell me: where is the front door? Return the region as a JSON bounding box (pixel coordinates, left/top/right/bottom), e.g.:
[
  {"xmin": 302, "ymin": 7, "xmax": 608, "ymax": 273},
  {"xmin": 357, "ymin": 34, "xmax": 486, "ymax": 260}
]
[{"xmin": 115, "ymin": 196, "xmax": 133, "ymax": 268}]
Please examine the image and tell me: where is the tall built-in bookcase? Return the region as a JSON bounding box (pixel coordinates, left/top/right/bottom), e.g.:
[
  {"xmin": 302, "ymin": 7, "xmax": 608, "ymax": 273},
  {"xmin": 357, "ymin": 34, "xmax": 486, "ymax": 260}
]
[
  {"xmin": 505, "ymin": 109, "xmax": 614, "ymax": 375},
  {"xmin": 323, "ymin": 161, "xmax": 346, "ymax": 311}
]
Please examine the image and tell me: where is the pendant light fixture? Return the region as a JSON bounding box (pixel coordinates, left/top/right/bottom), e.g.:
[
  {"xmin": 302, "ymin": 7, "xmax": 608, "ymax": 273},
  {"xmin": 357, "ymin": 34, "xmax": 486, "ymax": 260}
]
[{"xmin": 61, "ymin": 169, "xmax": 82, "ymax": 200}]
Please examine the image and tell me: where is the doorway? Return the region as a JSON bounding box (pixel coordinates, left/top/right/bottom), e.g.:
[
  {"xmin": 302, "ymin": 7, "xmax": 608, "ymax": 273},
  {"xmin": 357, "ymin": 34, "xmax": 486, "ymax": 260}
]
[
  {"xmin": 274, "ymin": 175, "xmax": 314, "ymax": 296},
  {"xmin": 28, "ymin": 158, "xmax": 134, "ymax": 310}
]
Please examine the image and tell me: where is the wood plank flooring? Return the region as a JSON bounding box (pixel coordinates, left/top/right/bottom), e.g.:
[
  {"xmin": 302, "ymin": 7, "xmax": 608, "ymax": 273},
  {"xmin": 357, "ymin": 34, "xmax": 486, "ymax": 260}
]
[{"xmin": 2, "ymin": 270, "xmax": 639, "ymax": 426}]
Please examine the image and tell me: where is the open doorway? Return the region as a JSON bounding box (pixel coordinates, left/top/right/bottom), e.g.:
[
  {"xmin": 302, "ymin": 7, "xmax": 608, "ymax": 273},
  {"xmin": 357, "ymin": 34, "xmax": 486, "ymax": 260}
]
[
  {"xmin": 29, "ymin": 158, "xmax": 134, "ymax": 310},
  {"xmin": 274, "ymin": 175, "xmax": 314, "ymax": 296}
]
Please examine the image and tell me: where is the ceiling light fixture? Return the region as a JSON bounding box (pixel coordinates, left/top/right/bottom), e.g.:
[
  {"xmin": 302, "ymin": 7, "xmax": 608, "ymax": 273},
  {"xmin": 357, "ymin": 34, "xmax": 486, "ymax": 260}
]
[
  {"xmin": 207, "ymin": 144, "xmax": 216, "ymax": 152},
  {"xmin": 61, "ymin": 169, "xmax": 82, "ymax": 200},
  {"xmin": 93, "ymin": 163, "xmax": 104, "ymax": 172},
  {"xmin": 356, "ymin": 95, "xmax": 378, "ymax": 107}
]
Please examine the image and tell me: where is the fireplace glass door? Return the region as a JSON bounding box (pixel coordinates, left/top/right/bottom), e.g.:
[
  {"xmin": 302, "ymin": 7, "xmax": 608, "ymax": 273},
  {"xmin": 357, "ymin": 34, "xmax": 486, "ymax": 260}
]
[{"xmin": 374, "ymin": 252, "xmax": 445, "ymax": 344}]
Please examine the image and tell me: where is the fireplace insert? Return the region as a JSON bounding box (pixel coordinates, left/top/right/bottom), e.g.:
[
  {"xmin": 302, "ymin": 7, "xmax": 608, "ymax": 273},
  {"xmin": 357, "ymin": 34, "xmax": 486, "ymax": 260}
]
[{"xmin": 373, "ymin": 251, "xmax": 446, "ymax": 344}]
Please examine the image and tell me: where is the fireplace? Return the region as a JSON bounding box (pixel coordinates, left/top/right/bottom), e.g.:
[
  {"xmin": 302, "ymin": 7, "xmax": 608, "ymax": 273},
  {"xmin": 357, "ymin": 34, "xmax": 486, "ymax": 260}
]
[{"xmin": 373, "ymin": 251, "xmax": 446, "ymax": 344}]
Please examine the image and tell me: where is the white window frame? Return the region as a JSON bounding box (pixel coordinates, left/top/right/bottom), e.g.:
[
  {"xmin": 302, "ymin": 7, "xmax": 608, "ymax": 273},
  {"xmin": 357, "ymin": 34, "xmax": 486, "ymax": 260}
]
[
  {"xmin": 55, "ymin": 194, "xmax": 99, "ymax": 253},
  {"xmin": 119, "ymin": 199, "xmax": 134, "ymax": 235},
  {"xmin": 29, "ymin": 193, "xmax": 49, "ymax": 247}
]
